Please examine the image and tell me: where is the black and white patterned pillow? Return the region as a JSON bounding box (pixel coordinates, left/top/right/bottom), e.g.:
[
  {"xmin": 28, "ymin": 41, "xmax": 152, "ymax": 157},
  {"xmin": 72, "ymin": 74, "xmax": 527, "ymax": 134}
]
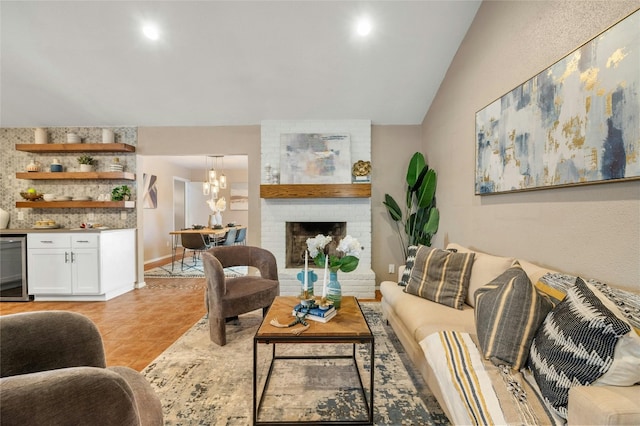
[
  {"xmin": 527, "ymin": 277, "xmax": 631, "ymax": 419},
  {"xmin": 398, "ymin": 245, "xmax": 419, "ymax": 286}
]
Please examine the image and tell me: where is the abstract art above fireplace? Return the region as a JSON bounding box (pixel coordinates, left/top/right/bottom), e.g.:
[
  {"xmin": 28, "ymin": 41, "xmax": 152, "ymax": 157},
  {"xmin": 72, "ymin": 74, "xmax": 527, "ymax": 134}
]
[{"xmin": 280, "ymin": 133, "xmax": 352, "ymax": 184}]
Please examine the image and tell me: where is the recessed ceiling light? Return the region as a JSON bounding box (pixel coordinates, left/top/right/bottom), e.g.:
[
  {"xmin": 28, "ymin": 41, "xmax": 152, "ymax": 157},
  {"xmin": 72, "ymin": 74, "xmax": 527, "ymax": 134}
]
[
  {"xmin": 356, "ymin": 18, "xmax": 372, "ymax": 36},
  {"xmin": 142, "ymin": 24, "xmax": 160, "ymax": 41}
]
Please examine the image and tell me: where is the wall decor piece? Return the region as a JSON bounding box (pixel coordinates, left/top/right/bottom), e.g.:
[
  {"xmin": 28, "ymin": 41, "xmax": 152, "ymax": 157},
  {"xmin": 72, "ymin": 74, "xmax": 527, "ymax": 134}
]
[
  {"xmin": 475, "ymin": 9, "xmax": 640, "ymax": 195},
  {"xmin": 143, "ymin": 173, "xmax": 157, "ymax": 209},
  {"xmin": 280, "ymin": 133, "xmax": 352, "ymax": 184},
  {"xmin": 230, "ymin": 182, "xmax": 249, "ymax": 210}
]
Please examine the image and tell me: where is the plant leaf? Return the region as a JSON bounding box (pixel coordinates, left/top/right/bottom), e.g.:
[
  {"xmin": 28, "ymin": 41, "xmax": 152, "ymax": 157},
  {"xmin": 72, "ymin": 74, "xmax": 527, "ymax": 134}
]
[
  {"xmin": 417, "ymin": 169, "xmax": 437, "ymax": 208},
  {"xmin": 339, "ymin": 256, "xmax": 359, "ymax": 273},
  {"xmin": 406, "ymin": 152, "xmax": 426, "ymax": 188},
  {"xmin": 423, "ymin": 208, "xmax": 439, "ymax": 235},
  {"xmin": 383, "ymin": 194, "xmax": 402, "ymax": 222}
]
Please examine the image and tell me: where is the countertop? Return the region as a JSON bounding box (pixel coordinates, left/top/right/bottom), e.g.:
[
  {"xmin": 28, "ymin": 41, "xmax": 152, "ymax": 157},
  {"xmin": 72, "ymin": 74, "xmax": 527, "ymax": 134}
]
[{"xmin": 0, "ymin": 228, "xmax": 135, "ymax": 234}]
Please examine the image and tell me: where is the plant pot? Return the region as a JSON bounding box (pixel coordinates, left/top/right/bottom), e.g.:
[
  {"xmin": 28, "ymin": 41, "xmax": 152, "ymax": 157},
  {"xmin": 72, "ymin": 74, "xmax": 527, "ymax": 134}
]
[{"xmin": 79, "ymin": 164, "xmax": 93, "ymax": 172}]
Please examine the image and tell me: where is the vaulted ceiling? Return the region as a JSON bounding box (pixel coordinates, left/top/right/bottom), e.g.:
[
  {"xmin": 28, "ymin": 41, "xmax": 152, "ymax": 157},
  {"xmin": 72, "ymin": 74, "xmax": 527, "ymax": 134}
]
[{"xmin": 1, "ymin": 1, "xmax": 480, "ymax": 128}]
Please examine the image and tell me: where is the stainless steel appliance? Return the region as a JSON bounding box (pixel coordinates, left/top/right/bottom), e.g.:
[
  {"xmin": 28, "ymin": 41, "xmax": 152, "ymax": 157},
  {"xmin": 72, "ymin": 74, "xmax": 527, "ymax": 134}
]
[{"xmin": 0, "ymin": 235, "xmax": 30, "ymax": 301}]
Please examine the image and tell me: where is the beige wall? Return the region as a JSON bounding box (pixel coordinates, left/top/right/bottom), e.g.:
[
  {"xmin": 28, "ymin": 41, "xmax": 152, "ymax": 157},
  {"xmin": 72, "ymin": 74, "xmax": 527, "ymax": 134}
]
[
  {"xmin": 422, "ymin": 1, "xmax": 640, "ymax": 290},
  {"xmin": 371, "ymin": 125, "xmax": 423, "ymax": 282},
  {"xmin": 138, "ymin": 126, "xmax": 262, "ymax": 249}
]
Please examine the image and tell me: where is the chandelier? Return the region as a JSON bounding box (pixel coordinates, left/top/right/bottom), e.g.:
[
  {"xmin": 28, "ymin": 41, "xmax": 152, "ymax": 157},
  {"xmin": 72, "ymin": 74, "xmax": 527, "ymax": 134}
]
[{"xmin": 202, "ymin": 155, "xmax": 227, "ymax": 199}]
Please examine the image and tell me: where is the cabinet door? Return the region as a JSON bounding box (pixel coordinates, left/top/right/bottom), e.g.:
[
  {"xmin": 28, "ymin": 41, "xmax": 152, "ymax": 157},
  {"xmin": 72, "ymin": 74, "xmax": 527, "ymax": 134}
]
[
  {"xmin": 71, "ymin": 249, "xmax": 100, "ymax": 294},
  {"xmin": 27, "ymin": 249, "xmax": 72, "ymax": 294}
]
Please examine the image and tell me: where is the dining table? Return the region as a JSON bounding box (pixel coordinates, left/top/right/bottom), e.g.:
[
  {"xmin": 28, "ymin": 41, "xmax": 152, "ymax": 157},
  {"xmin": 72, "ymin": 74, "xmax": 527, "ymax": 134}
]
[{"xmin": 169, "ymin": 226, "xmax": 246, "ymax": 272}]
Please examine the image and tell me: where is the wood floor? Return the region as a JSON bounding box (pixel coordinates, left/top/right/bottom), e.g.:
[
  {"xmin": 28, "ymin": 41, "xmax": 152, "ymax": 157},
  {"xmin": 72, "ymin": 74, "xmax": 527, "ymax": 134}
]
[
  {"xmin": 0, "ymin": 277, "xmax": 207, "ymax": 372},
  {"xmin": 0, "ymin": 265, "xmax": 382, "ymax": 372}
]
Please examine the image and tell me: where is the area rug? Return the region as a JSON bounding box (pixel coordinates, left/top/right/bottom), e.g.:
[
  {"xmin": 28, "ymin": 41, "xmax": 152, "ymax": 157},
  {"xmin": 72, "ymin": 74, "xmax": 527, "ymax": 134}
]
[
  {"xmin": 142, "ymin": 303, "xmax": 450, "ymax": 425},
  {"xmin": 145, "ymin": 259, "xmax": 246, "ymax": 279}
]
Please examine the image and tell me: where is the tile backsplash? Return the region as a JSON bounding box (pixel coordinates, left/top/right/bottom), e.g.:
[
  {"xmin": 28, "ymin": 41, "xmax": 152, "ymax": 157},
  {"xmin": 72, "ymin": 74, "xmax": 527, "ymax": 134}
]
[{"xmin": 0, "ymin": 127, "xmax": 138, "ymax": 229}]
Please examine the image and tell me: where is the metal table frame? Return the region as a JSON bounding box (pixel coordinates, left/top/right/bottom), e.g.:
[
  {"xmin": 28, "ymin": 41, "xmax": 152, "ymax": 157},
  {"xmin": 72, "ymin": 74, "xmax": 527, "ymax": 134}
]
[{"xmin": 253, "ymin": 308, "xmax": 374, "ymax": 425}]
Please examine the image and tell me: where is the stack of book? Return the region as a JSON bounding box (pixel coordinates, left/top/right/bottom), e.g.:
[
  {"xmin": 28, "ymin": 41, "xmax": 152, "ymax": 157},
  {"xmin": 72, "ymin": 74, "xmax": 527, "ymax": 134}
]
[{"xmin": 292, "ymin": 303, "xmax": 336, "ymax": 323}]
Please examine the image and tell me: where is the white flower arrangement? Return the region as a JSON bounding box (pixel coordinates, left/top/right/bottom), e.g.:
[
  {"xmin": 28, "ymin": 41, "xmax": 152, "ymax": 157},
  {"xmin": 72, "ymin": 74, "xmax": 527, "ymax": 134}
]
[{"xmin": 306, "ymin": 234, "xmax": 361, "ymax": 273}]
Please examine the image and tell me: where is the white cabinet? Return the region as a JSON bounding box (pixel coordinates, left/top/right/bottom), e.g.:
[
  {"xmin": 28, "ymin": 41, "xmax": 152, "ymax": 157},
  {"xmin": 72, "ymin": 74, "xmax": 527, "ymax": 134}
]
[{"xmin": 27, "ymin": 229, "xmax": 135, "ymax": 301}]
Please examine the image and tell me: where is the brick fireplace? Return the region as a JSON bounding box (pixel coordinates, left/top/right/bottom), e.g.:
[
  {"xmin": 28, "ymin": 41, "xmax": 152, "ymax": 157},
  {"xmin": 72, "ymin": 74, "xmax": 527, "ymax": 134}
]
[{"xmin": 260, "ymin": 120, "xmax": 375, "ymax": 298}]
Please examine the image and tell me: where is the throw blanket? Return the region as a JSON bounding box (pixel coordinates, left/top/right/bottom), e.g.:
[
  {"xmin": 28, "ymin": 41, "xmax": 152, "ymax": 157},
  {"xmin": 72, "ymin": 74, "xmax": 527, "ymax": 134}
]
[{"xmin": 421, "ymin": 331, "xmax": 559, "ymax": 426}]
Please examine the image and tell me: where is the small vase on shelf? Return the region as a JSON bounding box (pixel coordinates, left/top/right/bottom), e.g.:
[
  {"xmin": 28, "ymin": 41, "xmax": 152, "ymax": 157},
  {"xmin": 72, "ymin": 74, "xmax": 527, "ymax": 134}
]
[{"xmin": 325, "ymin": 271, "xmax": 342, "ymax": 309}]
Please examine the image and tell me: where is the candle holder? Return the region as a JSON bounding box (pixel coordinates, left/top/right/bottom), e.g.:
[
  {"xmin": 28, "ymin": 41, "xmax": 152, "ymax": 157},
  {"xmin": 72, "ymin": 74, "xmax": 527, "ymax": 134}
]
[{"xmin": 296, "ymin": 269, "xmax": 317, "ymax": 299}]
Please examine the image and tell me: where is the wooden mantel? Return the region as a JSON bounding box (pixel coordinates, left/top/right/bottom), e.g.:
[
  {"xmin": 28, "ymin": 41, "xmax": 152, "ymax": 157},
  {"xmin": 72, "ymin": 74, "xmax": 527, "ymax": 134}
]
[{"xmin": 260, "ymin": 183, "xmax": 371, "ymax": 199}]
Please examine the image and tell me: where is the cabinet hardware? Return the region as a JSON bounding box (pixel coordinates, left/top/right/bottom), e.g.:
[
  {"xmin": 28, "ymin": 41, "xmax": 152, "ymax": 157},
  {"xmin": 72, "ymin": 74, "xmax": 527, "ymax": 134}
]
[{"xmin": 65, "ymin": 252, "xmax": 69, "ymax": 263}]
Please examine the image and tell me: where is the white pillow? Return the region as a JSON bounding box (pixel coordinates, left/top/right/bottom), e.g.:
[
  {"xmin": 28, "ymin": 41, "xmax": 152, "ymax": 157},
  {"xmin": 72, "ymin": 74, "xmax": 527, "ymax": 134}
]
[{"xmin": 589, "ymin": 283, "xmax": 640, "ymax": 386}]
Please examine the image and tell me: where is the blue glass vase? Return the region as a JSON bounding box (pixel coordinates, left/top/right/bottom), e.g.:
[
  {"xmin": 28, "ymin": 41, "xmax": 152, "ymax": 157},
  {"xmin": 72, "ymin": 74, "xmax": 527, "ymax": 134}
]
[
  {"xmin": 297, "ymin": 270, "xmax": 317, "ymax": 298},
  {"xmin": 325, "ymin": 271, "xmax": 342, "ymax": 309}
]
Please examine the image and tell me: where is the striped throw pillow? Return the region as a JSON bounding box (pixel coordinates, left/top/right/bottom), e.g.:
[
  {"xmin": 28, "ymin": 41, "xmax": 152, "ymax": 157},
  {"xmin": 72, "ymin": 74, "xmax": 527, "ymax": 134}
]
[
  {"xmin": 404, "ymin": 246, "xmax": 475, "ymax": 310},
  {"xmin": 474, "ymin": 262, "xmax": 553, "ymax": 370},
  {"xmin": 527, "ymin": 277, "xmax": 631, "ymax": 419}
]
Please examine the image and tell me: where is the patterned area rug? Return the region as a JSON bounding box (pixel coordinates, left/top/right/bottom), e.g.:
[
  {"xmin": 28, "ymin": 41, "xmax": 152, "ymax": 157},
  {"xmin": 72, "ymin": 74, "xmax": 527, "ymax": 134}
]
[
  {"xmin": 142, "ymin": 303, "xmax": 449, "ymax": 425},
  {"xmin": 145, "ymin": 259, "xmax": 246, "ymax": 279}
]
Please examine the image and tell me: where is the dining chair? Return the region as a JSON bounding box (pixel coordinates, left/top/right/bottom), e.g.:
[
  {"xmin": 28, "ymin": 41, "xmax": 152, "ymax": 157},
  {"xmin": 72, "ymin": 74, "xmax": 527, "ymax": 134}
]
[
  {"xmin": 180, "ymin": 233, "xmax": 211, "ymax": 271},
  {"xmin": 221, "ymin": 227, "xmax": 238, "ymax": 246},
  {"xmin": 233, "ymin": 227, "xmax": 247, "ymax": 245}
]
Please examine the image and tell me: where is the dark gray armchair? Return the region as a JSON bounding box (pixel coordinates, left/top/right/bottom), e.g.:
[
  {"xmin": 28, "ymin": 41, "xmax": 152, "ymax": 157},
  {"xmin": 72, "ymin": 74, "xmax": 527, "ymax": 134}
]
[
  {"xmin": 202, "ymin": 245, "xmax": 279, "ymax": 346},
  {"xmin": 0, "ymin": 311, "xmax": 163, "ymax": 426}
]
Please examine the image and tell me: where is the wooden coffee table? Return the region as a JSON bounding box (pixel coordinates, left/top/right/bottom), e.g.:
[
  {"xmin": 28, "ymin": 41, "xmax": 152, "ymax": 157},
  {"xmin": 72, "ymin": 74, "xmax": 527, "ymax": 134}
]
[{"xmin": 253, "ymin": 296, "xmax": 374, "ymax": 425}]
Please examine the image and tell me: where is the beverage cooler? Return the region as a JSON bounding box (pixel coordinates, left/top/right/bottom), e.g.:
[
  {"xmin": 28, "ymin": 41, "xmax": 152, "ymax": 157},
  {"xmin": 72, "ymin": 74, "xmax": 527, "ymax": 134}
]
[{"xmin": 0, "ymin": 235, "xmax": 30, "ymax": 301}]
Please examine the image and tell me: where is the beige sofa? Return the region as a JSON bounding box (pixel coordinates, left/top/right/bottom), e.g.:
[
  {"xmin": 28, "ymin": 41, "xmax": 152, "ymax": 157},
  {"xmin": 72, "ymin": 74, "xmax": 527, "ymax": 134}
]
[{"xmin": 380, "ymin": 243, "xmax": 640, "ymax": 425}]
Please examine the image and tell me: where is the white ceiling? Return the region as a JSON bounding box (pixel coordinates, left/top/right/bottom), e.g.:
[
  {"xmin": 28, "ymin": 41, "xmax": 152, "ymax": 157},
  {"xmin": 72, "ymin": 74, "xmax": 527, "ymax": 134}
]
[{"xmin": 0, "ymin": 0, "xmax": 481, "ymax": 129}]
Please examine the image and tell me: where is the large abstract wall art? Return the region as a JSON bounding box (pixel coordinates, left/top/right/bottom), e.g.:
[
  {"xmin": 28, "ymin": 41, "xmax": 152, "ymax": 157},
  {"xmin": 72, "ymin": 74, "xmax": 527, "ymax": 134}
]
[{"xmin": 475, "ymin": 9, "xmax": 639, "ymax": 195}]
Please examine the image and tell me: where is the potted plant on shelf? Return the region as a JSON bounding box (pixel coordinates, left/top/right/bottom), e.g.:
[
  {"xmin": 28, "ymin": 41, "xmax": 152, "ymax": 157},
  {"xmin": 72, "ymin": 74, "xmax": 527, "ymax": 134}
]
[
  {"xmin": 77, "ymin": 154, "xmax": 95, "ymax": 172},
  {"xmin": 111, "ymin": 185, "xmax": 131, "ymax": 201}
]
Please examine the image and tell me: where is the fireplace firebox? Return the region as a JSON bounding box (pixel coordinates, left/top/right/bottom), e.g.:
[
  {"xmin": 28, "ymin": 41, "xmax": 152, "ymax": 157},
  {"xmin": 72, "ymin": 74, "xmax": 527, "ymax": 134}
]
[{"xmin": 285, "ymin": 222, "xmax": 346, "ymax": 268}]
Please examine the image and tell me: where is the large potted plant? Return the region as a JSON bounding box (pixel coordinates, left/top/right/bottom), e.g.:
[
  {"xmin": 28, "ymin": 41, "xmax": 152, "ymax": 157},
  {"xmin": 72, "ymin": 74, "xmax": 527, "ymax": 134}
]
[{"xmin": 383, "ymin": 152, "xmax": 439, "ymax": 259}]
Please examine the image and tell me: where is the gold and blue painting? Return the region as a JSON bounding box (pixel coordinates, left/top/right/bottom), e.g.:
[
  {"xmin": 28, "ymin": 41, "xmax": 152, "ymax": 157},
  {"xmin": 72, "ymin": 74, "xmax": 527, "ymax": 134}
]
[{"xmin": 475, "ymin": 9, "xmax": 639, "ymax": 195}]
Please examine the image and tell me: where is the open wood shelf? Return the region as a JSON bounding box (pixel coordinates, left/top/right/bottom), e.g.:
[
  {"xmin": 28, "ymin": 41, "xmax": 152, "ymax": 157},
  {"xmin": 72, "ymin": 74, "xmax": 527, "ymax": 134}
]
[
  {"xmin": 260, "ymin": 184, "xmax": 371, "ymax": 199},
  {"xmin": 16, "ymin": 171, "xmax": 135, "ymax": 180},
  {"xmin": 16, "ymin": 201, "xmax": 135, "ymax": 209},
  {"xmin": 15, "ymin": 143, "xmax": 136, "ymax": 153}
]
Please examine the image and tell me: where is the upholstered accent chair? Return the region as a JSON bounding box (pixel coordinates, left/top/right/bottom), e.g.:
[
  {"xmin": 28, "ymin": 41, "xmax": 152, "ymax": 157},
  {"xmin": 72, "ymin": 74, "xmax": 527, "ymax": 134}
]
[
  {"xmin": 203, "ymin": 245, "xmax": 280, "ymax": 346},
  {"xmin": 0, "ymin": 311, "xmax": 163, "ymax": 426}
]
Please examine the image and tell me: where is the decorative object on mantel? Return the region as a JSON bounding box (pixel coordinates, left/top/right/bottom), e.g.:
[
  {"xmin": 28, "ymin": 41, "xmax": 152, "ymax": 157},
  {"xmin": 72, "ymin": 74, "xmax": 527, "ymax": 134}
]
[
  {"xmin": 280, "ymin": 133, "xmax": 352, "ymax": 184},
  {"xmin": 306, "ymin": 234, "xmax": 361, "ymax": 309},
  {"xmin": 475, "ymin": 9, "xmax": 640, "ymax": 194},
  {"xmin": 352, "ymin": 160, "xmax": 371, "ymax": 183},
  {"xmin": 77, "ymin": 154, "xmax": 94, "ymax": 172},
  {"xmin": 383, "ymin": 152, "xmax": 439, "ymax": 260},
  {"xmin": 34, "ymin": 128, "xmax": 48, "ymax": 144},
  {"xmin": 111, "ymin": 185, "xmax": 131, "ymax": 201}
]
